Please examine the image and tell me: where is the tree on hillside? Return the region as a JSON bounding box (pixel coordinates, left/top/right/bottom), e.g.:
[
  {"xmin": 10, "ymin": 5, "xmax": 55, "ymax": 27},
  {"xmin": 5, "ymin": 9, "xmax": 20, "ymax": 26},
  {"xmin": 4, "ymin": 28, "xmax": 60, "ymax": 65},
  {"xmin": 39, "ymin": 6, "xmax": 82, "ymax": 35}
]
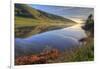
[{"xmin": 82, "ymin": 14, "xmax": 94, "ymax": 36}]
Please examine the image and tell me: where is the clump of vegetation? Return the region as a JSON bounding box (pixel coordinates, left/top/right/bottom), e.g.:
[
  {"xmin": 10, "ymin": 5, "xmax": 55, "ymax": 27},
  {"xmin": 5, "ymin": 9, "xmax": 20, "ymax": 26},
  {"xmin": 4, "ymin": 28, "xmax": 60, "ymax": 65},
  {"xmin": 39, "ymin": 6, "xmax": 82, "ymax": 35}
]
[
  {"xmin": 15, "ymin": 49, "xmax": 60, "ymax": 65},
  {"xmin": 82, "ymin": 14, "xmax": 94, "ymax": 36},
  {"xmin": 62, "ymin": 38, "xmax": 93, "ymax": 62}
]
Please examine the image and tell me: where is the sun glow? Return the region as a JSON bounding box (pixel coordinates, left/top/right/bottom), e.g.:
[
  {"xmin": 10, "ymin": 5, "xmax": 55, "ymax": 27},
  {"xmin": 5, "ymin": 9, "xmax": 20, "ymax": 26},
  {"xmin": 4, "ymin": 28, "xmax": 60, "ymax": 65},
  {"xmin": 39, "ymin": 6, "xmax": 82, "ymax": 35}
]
[{"xmin": 69, "ymin": 18, "xmax": 85, "ymax": 24}]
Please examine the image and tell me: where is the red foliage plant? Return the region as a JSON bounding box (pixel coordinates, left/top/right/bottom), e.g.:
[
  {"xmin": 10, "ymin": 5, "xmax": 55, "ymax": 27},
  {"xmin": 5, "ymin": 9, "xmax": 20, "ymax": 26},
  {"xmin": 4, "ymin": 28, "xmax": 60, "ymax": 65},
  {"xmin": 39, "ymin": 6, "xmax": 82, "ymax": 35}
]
[{"xmin": 15, "ymin": 49, "xmax": 60, "ymax": 65}]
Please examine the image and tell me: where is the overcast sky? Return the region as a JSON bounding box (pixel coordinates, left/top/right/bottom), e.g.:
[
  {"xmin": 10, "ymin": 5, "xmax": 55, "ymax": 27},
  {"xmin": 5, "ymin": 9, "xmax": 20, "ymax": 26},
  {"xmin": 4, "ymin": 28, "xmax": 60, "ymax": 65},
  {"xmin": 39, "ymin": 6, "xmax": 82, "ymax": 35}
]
[{"xmin": 29, "ymin": 4, "xmax": 94, "ymax": 23}]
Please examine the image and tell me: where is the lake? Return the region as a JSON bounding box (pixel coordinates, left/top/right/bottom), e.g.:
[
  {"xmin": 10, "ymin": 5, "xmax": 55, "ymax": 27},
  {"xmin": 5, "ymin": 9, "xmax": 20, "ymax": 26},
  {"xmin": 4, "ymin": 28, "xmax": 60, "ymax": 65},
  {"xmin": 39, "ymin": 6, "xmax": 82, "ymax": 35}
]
[{"xmin": 15, "ymin": 23, "xmax": 87, "ymax": 57}]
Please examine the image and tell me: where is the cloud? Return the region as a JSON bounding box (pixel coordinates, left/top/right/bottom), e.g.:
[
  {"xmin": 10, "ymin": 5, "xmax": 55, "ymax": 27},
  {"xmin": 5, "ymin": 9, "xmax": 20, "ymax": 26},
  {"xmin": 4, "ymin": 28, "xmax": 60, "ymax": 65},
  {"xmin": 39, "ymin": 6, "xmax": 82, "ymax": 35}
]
[{"xmin": 29, "ymin": 4, "xmax": 94, "ymax": 20}]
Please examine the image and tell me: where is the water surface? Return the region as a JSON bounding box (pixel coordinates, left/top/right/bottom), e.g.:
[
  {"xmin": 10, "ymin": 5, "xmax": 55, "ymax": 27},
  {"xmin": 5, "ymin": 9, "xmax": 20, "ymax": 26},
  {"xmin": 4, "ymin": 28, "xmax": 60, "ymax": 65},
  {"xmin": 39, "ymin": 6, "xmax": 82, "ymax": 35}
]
[{"xmin": 15, "ymin": 24, "xmax": 87, "ymax": 57}]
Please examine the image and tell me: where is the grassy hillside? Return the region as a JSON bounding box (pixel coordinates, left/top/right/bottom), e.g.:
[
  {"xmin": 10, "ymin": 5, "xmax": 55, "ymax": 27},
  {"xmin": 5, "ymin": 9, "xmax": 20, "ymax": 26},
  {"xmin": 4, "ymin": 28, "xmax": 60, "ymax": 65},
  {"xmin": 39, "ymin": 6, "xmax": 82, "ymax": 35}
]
[{"xmin": 15, "ymin": 4, "xmax": 77, "ymax": 38}]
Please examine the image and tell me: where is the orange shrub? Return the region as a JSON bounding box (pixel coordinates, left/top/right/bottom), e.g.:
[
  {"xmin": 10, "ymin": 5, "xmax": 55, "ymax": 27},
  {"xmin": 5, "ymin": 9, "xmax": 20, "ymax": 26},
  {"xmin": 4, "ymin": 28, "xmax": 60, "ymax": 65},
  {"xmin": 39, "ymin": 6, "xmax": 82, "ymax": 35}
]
[{"xmin": 15, "ymin": 49, "xmax": 60, "ymax": 65}]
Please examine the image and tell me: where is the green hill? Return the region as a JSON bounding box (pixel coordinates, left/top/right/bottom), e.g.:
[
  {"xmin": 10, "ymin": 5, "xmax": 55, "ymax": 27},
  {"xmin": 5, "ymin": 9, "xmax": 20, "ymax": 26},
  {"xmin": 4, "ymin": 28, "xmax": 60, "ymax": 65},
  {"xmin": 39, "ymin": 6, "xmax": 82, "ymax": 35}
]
[{"xmin": 15, "ymin": 4, "xmax": 77, "ymax": 38}]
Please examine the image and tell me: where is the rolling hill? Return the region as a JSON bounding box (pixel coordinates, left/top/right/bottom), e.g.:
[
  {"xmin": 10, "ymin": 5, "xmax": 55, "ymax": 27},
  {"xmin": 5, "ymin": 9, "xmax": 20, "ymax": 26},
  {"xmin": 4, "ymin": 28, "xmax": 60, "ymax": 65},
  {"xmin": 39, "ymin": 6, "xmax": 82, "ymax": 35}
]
[{"xmin": 15, "ymin": 4, "xmax": 77, "ymax": 38}]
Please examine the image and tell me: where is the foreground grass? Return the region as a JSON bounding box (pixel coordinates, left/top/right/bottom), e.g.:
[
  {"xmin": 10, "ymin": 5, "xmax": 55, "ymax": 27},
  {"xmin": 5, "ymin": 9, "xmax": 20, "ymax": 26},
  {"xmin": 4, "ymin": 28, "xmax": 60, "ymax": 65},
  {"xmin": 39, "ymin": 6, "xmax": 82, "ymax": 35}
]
[
  {"xmin": 15, "ymin": 36, "xmax": 94, "ymax": 65},
  {"xmin": 52, "ymin": 36, "xmax": 94, "ymax": 63}
]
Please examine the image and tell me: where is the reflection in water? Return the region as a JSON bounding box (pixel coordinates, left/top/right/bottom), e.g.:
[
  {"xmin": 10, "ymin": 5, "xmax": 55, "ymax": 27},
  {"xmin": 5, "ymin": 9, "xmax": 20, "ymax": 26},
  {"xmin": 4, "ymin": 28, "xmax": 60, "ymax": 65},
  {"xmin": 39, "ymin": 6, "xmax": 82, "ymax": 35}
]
[{"xmin": 15, "ymin": 24, "xmax": 87, "ymax": 57}]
